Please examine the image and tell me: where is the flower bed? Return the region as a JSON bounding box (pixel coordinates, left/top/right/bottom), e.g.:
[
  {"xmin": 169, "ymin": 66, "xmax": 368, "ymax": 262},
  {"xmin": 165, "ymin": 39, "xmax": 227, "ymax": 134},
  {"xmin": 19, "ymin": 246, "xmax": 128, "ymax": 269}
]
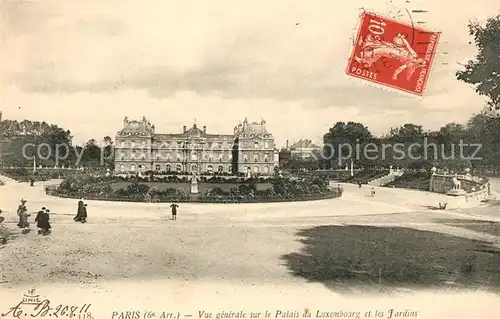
[{"xmin": 46, "ymin": 175, "xmax": 343, "ymax": 203}]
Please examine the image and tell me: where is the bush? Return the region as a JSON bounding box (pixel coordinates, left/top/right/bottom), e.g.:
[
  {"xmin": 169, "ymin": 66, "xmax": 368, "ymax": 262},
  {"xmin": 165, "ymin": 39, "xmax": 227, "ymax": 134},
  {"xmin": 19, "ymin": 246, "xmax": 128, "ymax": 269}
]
[{"xmin": 50, "ymin": 174, "xmax": 342, "ymax": 203}]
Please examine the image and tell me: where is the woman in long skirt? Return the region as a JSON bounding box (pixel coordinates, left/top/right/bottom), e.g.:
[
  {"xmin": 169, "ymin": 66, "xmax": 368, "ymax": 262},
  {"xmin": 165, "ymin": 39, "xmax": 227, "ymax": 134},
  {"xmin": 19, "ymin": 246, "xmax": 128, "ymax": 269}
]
[
  {"xmin": 74, "ymin": 198, "xmax": 87, "ymax": 223},
  {"xmin": 18, "ymin": 210, "xmax": 31, "ymax": 233},
  {"xmin": 17, "ymin": 199, "xmax": 28, "ymax": 228}
]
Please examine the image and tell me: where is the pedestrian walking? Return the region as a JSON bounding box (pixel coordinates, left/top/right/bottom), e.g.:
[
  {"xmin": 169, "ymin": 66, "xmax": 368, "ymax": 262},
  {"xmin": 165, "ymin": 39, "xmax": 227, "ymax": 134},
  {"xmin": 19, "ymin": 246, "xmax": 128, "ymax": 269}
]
[
  {"xmin": 370, "ymin": 187, "xmax": 376, "ymax": 197},
  {"xmin": 0, "ymin": 209, "xmax": 4, "ymax": 228},
  {"xmin": 17, "ymin": 199, "xmax": 28, "ymax": 228},
  {"xmin": 40, "ymin": 209, "xmax": 51, "ymax": 235},
  {"xmin": 17, "ymin": 203, "xmax": 31, "ymax": 233},
  {"xmin": 35, "ymin": 207, "xmax": 46, "ymax": 234},
  {"xmin": 74, "ymin": 198, "xmax": 87, "ymax": 223},
  {"xmin": 170, "ymin": 202, "xmax": 179, "ymax": 220}
]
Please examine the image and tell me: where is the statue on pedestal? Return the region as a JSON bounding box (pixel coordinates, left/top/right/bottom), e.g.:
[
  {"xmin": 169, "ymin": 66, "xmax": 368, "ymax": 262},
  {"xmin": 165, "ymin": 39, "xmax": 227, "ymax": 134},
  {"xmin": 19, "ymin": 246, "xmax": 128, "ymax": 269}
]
[
  {"xmin": 451, "ymin": 176, "xmax": 461, "ymax": 189},
  {"xmin": 190, "ymin": 172, "xmax": 199, "ymax": 194}
]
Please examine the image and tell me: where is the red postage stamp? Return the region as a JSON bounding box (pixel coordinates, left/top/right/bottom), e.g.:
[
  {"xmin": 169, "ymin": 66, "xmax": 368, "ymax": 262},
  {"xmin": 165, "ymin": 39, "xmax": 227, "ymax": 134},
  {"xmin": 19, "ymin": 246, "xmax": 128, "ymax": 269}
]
[{"xmin": 346, "ymin": 11, "xmax": 440, "ymax": 96}]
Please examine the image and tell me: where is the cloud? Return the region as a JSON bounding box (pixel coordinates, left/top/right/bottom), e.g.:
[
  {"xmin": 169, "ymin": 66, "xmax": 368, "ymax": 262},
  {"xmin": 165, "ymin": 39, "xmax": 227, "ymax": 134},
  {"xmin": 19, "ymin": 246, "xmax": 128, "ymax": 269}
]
[{"xmin": 0, "ymin": 0, "xmax": 497, "ymax": 145}]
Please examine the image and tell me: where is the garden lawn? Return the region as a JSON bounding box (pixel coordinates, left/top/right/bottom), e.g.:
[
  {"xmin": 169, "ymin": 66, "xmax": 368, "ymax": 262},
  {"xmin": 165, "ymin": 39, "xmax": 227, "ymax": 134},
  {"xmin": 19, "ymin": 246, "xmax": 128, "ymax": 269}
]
[{"xmin": 109, "ymin": 182, "xmax": 272, "ymax": 193}]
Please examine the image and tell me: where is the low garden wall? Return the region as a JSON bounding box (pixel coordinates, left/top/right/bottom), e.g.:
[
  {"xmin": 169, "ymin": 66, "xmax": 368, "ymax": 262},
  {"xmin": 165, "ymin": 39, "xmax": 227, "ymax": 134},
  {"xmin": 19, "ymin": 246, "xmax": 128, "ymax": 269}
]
[
  {"xmin": 429, "ymin": 173, "xmax": 489, "ymax": 194},
  {"xmin": 0, "ymin": 167, "xmax": 84, "ymax": 182}
]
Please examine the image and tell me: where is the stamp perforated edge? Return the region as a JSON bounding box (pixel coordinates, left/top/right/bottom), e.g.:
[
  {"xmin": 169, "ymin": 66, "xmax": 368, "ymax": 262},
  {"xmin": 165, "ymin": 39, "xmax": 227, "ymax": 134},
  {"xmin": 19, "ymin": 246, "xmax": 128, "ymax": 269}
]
[{"xmin": 343, "ymin": 7, "xmax": 442, "ymax": 99}]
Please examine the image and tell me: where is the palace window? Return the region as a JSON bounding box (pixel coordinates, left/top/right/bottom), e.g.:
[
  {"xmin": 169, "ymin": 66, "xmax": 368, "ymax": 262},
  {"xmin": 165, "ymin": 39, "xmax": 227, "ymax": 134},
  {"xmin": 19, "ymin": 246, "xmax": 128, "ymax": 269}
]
[
  {"xmin": 166, "ymin": 164, "xmax": 171, "ymax": 172},
  {"xmin": 120, "ymin": 164, "xmax": 125, "ymax": 172},
  {"xmin": 218, "ymin": 165, "xmax": 224, "ymax": 173},
  {"xmin": 192, "ymin": 152, "xmax": 198, "ymax": 160},
  {"xmin": 264, "ymin": 166, "xmax": 269, "ymax": 174},
  {"xmin": 130, "ymin": 164, "xmax": 136, "ymax": 172},
  {"xmin": 254, "ymin": 155, "xmax": 258, "ymax": 162},
  {"xmin": 253, "ymin": 166, "xmax": 259, "ymax": 173},
  {"xmin": 155, "ymin": 164, "xmax": 161, "ymax": 171},
  {"xmin": 264, "ymin": 155, "xmax": 269, "ymax": 162},
  {"xmin": 228, "ymin": 165, "xmax": 232, "ymax": 173},
  {"xmin": 176, "ymin": 164, "xmax": 182, "ymax": 172},
  {"xmin": 121, "ymin": 141, "xmax": 125, "ymax": 148},
  {"xmin": 192, "ymin": 164, "xmax": 198, "ymax": 172},
  {"xmin": 208, "ymin": 165, "xmax": 213, "ymax": 173},
  {"xmin": 264, "ymin": 142, "xmax": 269, "ymax": 149},
  {"xmin": 254, "ymin": 141, "xmax": 259, "ymax": 149},
  {"xmin": 131, "ymin": 141, "xmax": 136, "ymax": 148}
]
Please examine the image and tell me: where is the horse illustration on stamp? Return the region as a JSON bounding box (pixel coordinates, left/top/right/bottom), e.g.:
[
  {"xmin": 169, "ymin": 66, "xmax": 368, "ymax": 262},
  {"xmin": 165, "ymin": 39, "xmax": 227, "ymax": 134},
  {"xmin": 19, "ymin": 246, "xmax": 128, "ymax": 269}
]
[{"xmin": 346, "ymin": 11, "xmax": 440, "ymax": 95}]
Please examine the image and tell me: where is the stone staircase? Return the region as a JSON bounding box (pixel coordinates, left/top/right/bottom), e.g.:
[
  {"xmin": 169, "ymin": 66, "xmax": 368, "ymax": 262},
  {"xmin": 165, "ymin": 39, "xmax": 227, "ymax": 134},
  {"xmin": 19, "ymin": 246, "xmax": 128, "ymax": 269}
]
[{"xmin": 368, "ymin": 170, "xmax": 405, "ymax": 186}]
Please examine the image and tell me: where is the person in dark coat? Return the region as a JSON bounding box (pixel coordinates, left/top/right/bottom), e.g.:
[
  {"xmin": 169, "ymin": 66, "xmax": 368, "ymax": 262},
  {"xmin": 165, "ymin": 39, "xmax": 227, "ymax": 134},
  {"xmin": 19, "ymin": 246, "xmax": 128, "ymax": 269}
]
[
  {"xmin": 35, "ymin": 207, "xmax": 46, "ymax": 234},
  {"xmin": 40, "ymin": 209, "xmax": 51, "ymax": 235},
  {"xmin": 0, "ymin": 209, "xmax": 5, "ymax": 227},
  {"xmin": 74, "ymin": 198, "xmax": 87, "ymax": 223},
  {"xmin": 30, "ymin": 177, "xmax": 35, "ymax": 187},
  {"xmin": 170, "ymin": 202, "xmax": 179, "ymax": 220}
]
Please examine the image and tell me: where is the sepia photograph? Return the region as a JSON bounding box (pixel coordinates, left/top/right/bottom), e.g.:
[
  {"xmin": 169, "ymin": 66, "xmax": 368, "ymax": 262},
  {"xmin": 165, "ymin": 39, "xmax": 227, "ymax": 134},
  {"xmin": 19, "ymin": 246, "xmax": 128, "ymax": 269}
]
[{"xmin": 0, "ymin": 0, "xmax": 499, "ymax": 318}]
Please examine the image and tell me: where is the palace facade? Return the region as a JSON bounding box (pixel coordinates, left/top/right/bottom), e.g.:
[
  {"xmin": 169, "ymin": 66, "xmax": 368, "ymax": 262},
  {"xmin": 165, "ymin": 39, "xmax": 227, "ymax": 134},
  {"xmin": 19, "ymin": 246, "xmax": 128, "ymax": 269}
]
[{"xmin": 114, "ymin": 117, "xmax": 279, "ymax": 175}]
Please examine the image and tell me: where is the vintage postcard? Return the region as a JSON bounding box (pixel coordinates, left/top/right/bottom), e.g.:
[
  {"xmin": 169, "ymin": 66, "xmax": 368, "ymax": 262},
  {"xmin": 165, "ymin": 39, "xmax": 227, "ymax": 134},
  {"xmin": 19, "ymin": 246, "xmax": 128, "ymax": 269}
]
[{"xmin": 1, "ymin": 1, "xmax": 500, "ymax": 319}]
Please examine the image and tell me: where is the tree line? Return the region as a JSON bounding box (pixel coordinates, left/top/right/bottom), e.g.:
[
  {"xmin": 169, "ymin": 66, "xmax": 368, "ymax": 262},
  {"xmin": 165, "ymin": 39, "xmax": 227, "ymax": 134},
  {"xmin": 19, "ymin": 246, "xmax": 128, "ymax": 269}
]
[
  {"xmin": 320, "ymin": 113, "xmax": 500, "ymax": 170},
  {"xmin": 2, "ymin": 14, "xmax": 500, "ymax": 172},
  {"xmin": 0, "ymin": 120, "xmax": 113, "ymax": 169}
]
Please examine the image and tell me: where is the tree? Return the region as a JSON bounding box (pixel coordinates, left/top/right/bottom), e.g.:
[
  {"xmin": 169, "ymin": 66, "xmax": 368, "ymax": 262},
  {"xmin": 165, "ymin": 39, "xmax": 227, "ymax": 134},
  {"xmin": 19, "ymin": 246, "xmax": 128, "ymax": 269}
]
[
  {"xmin": 386, "ymin": 123, "xmax": 424, "ymax": 140},
  {"xmin": 465, "ymin": 113, "xmax": 500, "ymax": 165},
  {"xmin": 102, "ymin": 136, "xmax": 115, "ymax": 169},
  {"xmin": 456, "ymin": 15, "xmax": 500, "ymax": 114},
  {"xmin": 322, "ymin": 121, "xmax": 374, "ymax": 168},
  {"xmin": 0, "ymin": 119, "xmax": 73, "ymax": 167},
  {"xmin": 82, "ymin": 139, "xmax": 101, "ymax": 166}
]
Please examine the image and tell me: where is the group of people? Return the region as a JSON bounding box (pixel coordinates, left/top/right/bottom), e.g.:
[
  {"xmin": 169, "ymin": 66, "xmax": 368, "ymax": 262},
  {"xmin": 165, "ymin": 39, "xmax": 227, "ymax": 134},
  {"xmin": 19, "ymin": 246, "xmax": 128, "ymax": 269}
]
[
  {"xmin": 7, "ymin": 195, "xmax": 182, "ymax": 235},
  {"xmin": 12, "ymin": 197, "xmax": 89, "ymax": 235},
  {"xmin": 16, "ymin": 199, "xmax": 51, "ymax": 235}
]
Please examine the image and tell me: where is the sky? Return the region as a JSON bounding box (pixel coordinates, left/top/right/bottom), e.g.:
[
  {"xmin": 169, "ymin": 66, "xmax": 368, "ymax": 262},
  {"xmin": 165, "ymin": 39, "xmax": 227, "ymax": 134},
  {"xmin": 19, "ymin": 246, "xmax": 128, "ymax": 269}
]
[{"xmin": 0, "ymin": 0, "xmax": 497, "ymax": 147}]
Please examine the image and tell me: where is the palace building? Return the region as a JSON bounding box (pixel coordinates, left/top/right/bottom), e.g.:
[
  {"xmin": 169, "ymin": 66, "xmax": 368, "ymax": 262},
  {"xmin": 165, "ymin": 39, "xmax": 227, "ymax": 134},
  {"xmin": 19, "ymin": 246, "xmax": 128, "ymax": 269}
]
[{"xmin": 114, "ymin": 117, "xmax": 279, "ymax": 175}]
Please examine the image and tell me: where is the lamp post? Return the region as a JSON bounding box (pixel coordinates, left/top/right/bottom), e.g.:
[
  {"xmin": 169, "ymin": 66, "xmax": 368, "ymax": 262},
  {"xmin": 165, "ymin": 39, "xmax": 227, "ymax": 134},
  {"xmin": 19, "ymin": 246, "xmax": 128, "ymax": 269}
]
[{"xmin": 32, "ymin": 134, "xmax": 38, "ymax": 173}]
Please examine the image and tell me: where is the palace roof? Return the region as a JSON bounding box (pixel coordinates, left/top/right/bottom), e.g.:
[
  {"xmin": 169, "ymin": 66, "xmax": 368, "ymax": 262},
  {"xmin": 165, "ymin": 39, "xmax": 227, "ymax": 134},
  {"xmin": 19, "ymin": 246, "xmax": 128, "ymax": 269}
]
[{"xmin": 289, "ymin": 139, "xmax": 320, "ymax": 150}]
